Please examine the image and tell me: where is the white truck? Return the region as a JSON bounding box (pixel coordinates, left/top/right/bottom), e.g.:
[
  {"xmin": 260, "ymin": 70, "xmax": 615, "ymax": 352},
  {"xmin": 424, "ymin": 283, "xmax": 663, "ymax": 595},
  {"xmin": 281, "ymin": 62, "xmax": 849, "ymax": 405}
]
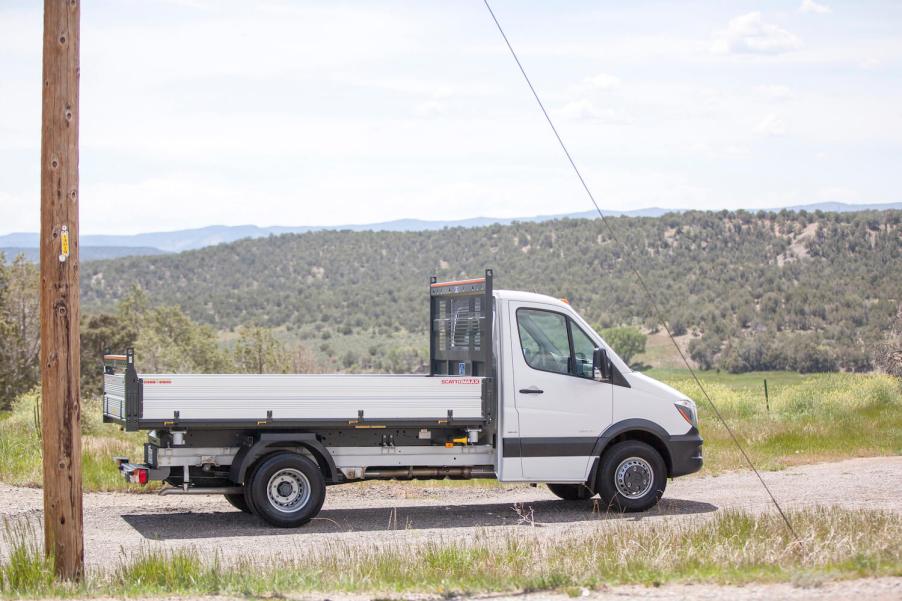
[{"xmin": 104, "ymin": 270, "xmax": 702, "ymax": 527}]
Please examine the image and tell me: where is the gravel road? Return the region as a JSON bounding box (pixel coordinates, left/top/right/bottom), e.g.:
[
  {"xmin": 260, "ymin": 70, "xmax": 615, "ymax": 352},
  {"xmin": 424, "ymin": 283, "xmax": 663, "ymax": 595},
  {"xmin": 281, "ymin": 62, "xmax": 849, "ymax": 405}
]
[
  {"xmin": 1, "ymin": 456, "xmax": 899, "ymax": 569},
  {"xmin": 40, "ymin": 578, "xmax": 902, "ymax": 601}
]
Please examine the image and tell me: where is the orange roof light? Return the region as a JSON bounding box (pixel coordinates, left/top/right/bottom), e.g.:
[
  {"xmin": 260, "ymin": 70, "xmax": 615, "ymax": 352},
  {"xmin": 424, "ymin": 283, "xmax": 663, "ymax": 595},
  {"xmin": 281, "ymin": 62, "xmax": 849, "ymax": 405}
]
[{"xmin": 560, "ymin": 298, "xmax": 570, "ymax": 304}]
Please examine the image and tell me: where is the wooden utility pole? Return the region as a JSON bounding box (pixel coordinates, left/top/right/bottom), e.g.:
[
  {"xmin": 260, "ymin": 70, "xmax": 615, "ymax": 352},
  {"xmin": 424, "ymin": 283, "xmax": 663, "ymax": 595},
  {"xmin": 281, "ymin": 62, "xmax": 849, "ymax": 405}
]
[{"xmin": 39, "ymin": 0, "xmax": 83, "ymax": 580}]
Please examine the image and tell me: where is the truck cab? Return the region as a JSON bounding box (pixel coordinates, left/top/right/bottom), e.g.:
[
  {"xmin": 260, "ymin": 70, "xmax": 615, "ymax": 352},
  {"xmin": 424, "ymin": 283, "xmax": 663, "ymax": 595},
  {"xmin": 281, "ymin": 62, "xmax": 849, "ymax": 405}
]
[
  {"xmin": 105, "ymin": 270, "xmax": 702, "ymax": 527},
  {"xmin": 493, "ymin": 289, "xmax": 702, "ymax": 499}
]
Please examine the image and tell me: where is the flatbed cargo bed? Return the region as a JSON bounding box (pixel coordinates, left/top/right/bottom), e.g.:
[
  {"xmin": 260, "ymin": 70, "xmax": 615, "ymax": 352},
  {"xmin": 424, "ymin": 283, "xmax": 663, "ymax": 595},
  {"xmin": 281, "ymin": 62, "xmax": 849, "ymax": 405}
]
[
  {"xmin": 103, "ymin": 358, "xmax": 490, "ymax": 430},
  {"xmin": 105, "ymin": 272, "xmax": 496, "ymax": 431}
]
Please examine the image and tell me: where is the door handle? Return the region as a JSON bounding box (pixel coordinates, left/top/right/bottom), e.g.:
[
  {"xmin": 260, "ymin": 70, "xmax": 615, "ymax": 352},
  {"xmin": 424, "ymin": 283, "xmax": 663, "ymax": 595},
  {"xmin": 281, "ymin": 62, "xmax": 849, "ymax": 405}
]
[{"xmin": 519, "ymin": 388, "xmax": 544, "ymax": 394}]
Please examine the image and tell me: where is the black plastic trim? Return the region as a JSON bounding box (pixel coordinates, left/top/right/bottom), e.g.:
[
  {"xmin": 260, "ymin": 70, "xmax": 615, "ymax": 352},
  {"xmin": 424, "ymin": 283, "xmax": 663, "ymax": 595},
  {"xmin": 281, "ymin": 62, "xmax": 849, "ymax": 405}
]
[
  {"xmin": 230, "ymin": 433, "xmax": 339, "ymax": 485},
  {"xmin": 502, "ymin": 436, "xmax": 597, "ymax": 458}
]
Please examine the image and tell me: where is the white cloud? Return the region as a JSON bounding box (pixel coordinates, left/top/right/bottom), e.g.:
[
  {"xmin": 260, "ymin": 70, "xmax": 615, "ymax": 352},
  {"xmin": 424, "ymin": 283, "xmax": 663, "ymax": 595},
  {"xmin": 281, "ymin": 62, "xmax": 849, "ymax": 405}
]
[
  {"xmin": 756, "ymin": 113, "xmax": 787, "ymax": 136},
  {"xmin": 2, "ymin": 3, "xmax": 901, "ymax": 234},
  {"xmin": 754, "ymin": 85, "xmax": 794, "ymax": 101},
  {"xmin": 580, "ymin": 73, "xmax": 622, "ymax": 92},
  {"xmin": 817, "ymin": 186, "xmax": 861, "ymax": 202},
  {"xmin": 415, "ymin": 100, "xmax": 448, "ymax": 118},
  {"xmin": 711, "ymin": 12, "xmax": 802, "ymax": 55},
  {"xmin": 799, "ymin": 0, "xmax": 832, "ymax": 15},
  {"xmin": 860, "ymin": 57, "xmax": 881, "ymax": 71},
  {"xmin": 0, "ymin": 191, "xmax": 35, "ymax": 233},
  {"xmin": 558, "ymin": 100, "xmax": 628, "ymax": 123}
]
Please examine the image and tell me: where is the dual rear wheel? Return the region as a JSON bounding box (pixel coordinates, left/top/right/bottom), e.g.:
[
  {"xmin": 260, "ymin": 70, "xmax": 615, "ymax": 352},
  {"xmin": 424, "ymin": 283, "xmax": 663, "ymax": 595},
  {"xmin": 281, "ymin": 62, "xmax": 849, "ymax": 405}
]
[{"xmin": 225, "ymin": 452, "xmax": 326, "ymax": 528}]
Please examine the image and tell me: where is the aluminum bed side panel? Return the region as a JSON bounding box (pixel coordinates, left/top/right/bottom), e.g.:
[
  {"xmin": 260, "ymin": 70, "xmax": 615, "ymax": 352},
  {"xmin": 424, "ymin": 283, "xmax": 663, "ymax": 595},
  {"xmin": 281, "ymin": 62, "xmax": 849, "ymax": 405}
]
[{"xmin": 138, "ymin": 374, "xmax": 485, "ymax": 420}]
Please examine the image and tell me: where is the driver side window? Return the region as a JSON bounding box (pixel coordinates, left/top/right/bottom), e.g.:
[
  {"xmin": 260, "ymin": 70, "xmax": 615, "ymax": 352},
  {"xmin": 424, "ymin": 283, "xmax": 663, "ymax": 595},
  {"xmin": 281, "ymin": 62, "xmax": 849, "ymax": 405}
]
[{"xmin": 517, "ymin": 309, "xmax": 570, "ymax": 375}]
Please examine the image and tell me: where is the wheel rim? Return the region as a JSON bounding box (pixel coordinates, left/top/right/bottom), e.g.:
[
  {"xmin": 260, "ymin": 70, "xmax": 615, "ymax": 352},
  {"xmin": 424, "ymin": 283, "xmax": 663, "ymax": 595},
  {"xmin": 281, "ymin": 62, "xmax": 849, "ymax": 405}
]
[
  {"xmin": 266, "ymin": 468, "xmax": 311, "ymax": 513},
  {"xmin": 614, "ymin": 457, "xmax": 654, "ymax": 499}
]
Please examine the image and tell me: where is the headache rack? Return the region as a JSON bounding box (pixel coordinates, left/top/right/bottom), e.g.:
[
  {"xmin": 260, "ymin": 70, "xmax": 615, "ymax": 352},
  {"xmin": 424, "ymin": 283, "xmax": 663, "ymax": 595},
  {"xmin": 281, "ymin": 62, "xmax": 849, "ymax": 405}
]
[{"xmin": 429, "ymin": 269, "xmax": 494, "ymax": 378}]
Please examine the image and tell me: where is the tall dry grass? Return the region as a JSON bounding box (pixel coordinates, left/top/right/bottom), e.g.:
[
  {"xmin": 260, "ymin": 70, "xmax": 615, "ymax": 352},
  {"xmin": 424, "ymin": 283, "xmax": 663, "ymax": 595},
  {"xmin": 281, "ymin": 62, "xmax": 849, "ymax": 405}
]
[
  {"xmin": 0, "ymin": 392, "xmax": 145, "ymax": 491},
  {"xmin": 1, "ymin": 508, "xmax": 899, "ymax": 597}
]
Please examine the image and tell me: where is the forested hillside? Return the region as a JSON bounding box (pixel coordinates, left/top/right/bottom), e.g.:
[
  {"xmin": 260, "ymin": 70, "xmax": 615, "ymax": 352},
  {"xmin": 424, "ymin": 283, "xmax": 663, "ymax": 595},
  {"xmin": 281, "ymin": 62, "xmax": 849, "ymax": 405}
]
[{"xmin": 80, "ymin": 210, "xmax": 902, "ymax": 373}]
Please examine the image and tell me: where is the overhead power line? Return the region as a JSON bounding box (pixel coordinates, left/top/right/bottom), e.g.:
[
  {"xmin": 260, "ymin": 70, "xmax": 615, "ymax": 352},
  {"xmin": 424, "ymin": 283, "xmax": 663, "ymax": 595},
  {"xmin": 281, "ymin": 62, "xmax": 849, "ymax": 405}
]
[{"xmin": 482, "ymin": 0, "xmax": 800, "ymax": 543}]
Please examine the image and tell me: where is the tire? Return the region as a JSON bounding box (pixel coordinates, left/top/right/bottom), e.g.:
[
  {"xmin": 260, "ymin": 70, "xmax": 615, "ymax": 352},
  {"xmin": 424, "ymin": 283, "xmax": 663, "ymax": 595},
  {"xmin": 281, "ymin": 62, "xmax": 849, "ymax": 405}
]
[
  {"xmin": 595, "ymin": 440, "xmax": 667, "ymax": 512},
  {"xmin": 245, "ymin": 452, "xmax": 326, "ymax": 528},
  {"xmin": 241, "ymin": 460, "xmax": 260, "ymax": 515},
  {"xmin": 547, "ymin": 483, "xmax": 593, "ymax": 501},
  {"xmin": 224, "ymin": 492, "xmax": 251, "ymax": 513}
]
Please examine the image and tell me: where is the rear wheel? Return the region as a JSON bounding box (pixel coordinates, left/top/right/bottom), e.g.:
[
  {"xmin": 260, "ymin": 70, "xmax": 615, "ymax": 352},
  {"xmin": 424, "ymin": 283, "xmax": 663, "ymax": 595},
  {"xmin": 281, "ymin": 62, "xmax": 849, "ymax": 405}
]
[
  {"xmin": 224, "ymin": 492, "xmax": 251, "ymax": 513},
  {"xmin": 547, "ymin": 483, "xmax": 593, "ymax": 500},
  {"xmin": 246, "ymin": 452, "xmax": 326, "ymax": 528},
  {"xmin": 595, "ymin": 440, "xmax": 667, "ymax": 512}
]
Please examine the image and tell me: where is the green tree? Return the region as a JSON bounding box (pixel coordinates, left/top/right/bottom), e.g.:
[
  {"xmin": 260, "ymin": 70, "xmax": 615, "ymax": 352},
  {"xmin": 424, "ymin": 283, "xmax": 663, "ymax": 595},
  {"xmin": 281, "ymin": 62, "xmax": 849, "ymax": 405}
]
[
  {"xmin": 688, "ymin": 335, "xmax": 721, "ymax": 371},
  {"xmin": 877, "ymin": 304, "xmax": 902, "ymax": 377},
  {"xmin": 599, "ymin": 326, "xmax": 647, "ymax": 366},
  {"xmin": 118, "ymin": 286, "xmax": 230, "ymax": 373},
  {"xmin": 234, "ymin": 327, "xmax": 289, "ymax": 374},
  {"xmin": 289, "ymin": 343, "xmax": 321, "ymax": 374},
  {"xmin": 74, "ymin": 209, "xmax": 902, "ymax": 374},
  {"xmin": 0, "ymin": 254, "xmax": 39, "ymax": 408},
  {"xmin": 80, "ymin": 313, "xmax": 138, "ymax": 396}
]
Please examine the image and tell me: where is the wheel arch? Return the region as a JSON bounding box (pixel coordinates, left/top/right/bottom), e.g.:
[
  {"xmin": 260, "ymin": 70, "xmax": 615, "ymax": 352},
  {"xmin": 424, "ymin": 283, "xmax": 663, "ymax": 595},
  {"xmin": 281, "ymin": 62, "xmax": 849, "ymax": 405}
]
[
  {"xmin": 588, "ymin": 419, "xmax": 674, "ymax": 487},
  {"xmin": 230, "ymin": 433, "xmax": 338, "ymax": 485}
]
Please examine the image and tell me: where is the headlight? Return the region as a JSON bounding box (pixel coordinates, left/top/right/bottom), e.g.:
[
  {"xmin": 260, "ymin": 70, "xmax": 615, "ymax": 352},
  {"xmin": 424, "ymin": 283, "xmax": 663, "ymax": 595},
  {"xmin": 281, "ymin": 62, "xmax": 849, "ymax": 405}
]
[{"xmin": 674, "ymin": 399, "xmax": 698, "ymax": 428}]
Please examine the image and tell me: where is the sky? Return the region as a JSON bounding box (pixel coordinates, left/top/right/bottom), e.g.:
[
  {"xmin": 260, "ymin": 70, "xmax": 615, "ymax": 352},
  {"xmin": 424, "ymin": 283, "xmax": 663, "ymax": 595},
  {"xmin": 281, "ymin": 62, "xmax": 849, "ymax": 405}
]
[{"xmin": 1, "ymin": 0, "xmax": 900, "ymax": 235}]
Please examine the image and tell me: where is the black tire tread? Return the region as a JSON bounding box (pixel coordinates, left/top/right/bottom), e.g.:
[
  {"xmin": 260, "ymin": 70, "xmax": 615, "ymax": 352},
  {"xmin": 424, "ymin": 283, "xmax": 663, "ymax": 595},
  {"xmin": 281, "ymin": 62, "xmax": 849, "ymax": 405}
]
[
  {"xmin": 547, "ymin": 483, "xmax": 593, "ymax": 501},
  {"xmin": 224, "ymin": 492, "xmax": 251, "ymax": 513}
]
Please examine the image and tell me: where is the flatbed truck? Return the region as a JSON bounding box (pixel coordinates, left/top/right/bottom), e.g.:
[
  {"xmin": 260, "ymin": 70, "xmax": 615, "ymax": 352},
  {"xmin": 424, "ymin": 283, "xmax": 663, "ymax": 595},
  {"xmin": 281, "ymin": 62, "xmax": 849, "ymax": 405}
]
[{"xmin": 104, "ymin": 270, "xmax": 702, "ymax": 527}]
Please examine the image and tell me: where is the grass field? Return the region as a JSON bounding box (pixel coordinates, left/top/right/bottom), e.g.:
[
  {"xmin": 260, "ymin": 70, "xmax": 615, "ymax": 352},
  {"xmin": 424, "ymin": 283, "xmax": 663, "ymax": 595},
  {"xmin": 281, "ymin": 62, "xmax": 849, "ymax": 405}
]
[
  {"xmin": 1, "ymin": 507, "xmax": 900, "ymax": 598},
  {"xmin": 0, "ymin": 392, "xmax": 148, "ymax": 492},
  {"xmin": 0, "ymin": 371, "xmax": 899, "ymax": 491},
  {"xmin": 653, "ymin": 370, "xmax": 902, "ymax": 472}
]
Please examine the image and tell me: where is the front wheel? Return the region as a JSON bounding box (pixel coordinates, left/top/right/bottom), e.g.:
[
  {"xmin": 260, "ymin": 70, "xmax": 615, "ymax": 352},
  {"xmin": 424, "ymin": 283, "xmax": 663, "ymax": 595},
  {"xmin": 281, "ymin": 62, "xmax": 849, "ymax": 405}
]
[
  {"xmin": 595, "ymin": 441, "xmax": 667, "ymax": 512},
  {"xmin": 547, "ymin": 483, "xmax": 593, "ymax": 501},
  {"xmin": 245, "ymin": 452, "xmax": 326, "ymax": 528}
]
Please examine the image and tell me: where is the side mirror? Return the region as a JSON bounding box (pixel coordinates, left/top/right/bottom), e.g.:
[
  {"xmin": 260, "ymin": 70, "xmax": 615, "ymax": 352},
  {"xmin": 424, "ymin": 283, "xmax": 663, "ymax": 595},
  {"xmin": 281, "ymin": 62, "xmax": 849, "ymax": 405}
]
[{"xmin": 592, "ymin": 347, "xmax": 608, "ymax": 382}]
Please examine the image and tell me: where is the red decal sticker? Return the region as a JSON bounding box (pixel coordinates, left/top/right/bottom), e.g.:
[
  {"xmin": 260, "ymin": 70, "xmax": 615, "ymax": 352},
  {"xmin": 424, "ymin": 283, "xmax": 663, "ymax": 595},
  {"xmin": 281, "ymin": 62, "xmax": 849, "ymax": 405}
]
[{"xmin": 441, "ymin": 378, "xmax": 480, "ymax": 385}]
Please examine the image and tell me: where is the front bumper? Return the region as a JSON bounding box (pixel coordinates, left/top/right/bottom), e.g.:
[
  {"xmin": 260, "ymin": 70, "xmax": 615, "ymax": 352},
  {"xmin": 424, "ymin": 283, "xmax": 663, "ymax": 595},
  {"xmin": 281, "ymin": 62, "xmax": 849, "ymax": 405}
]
[{"xmin": 667, "ymin": 428, "xmax": 703, "ymax": 477}]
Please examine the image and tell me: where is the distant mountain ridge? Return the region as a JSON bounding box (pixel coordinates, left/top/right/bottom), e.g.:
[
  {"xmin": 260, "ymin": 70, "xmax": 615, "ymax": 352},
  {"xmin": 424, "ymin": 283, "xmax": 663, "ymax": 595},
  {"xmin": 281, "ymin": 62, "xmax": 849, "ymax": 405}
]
[
  {"xmin": 0, "ymin": 246, "xmax": 168, "ymax": 263},
  {"xmin": 2, "ymin": 201, "xmax": 900, "ymax": 255}
]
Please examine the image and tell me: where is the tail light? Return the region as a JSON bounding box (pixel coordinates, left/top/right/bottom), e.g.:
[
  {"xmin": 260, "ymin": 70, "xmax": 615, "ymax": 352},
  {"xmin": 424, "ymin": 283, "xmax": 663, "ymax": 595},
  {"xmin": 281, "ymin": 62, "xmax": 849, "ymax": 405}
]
[{"xmin": 128, "ymin": 468, "xmax": 148, "ymax": 484}]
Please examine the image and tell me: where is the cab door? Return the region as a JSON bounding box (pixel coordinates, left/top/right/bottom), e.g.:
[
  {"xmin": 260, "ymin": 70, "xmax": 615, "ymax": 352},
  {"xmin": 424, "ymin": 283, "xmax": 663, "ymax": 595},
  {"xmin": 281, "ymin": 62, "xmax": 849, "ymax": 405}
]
[{"xmin": 508, "ymin": 302, "xmax": 613, "ymax": 481}]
